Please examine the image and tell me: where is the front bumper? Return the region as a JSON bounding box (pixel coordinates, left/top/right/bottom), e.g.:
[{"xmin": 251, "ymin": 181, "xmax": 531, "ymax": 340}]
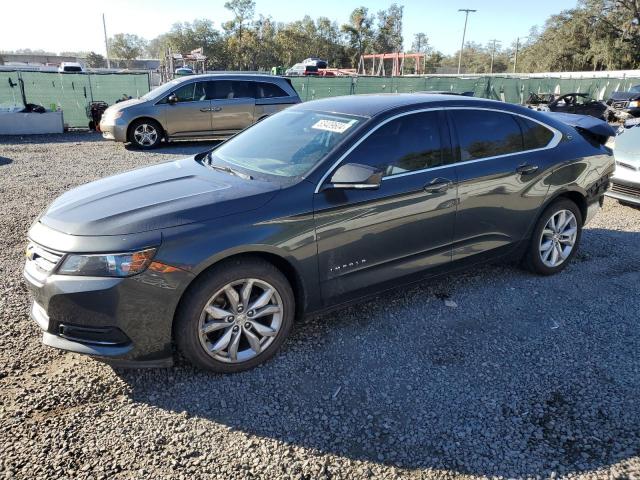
[
  {"xmin": 23, "ymin": 240, "xmax": 194, "ymax": 367},
  {"xmin": 99, "ymin": 119, "xmax": 128, "ymax": 142},
  {"xmin": 606, "ymin": 177, "xmax": 640, "ymax": 205}
]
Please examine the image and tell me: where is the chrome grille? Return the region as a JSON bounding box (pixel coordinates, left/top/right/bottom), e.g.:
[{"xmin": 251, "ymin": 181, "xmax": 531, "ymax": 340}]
[
  {"xmin": 26, "ymin": 243, "xmax": 64, "ymax": 273},
  {"xmin": 612, "ymin": 100, "xmax": 629, "ymax": 109},
  {"xmin": 611, "ymin": 182, "xmax": 640, "ymax": 198}
]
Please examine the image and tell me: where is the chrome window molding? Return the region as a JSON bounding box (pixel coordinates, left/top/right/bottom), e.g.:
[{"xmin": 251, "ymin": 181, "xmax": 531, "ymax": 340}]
[{"xmin": 314, "ymin": 106, "xmax": 562, "ymax": 193}]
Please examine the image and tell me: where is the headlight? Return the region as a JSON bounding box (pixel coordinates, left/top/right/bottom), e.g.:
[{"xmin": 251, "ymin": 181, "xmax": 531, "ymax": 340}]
[
  {"xmin": 58, "ymin": 248, "xmax": 156, "ymax": 277},
  {"xmin": 629, "ymin": 100, "xmax": 639, "ymax": 108},
  {"xmin": 102, "ymin": 110, "xmax": 123, "ymax": 122}
]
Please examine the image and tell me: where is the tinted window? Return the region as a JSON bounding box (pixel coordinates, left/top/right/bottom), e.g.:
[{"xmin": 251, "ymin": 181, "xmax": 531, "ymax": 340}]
[
  {"xmin": 170, "ymin": 82, "xmax": 205, "ymax": 103},
  {"xmin": 518, "ymin": 116, "xmax": 555, "ymax": 150},
  {"xmin": 205, "ymin": 80, "xmax": 253, "ymax": 100},
  {"xmin": 346, "ymin": 111, "xmax": 443, "ymax": 177},
  {"xmin": 256, "ymin": 82, "xmax": 288, "ymax": 99},
  {"xmin": 451, "ymin": 110, "xmax": 523, "ymax": 161}
]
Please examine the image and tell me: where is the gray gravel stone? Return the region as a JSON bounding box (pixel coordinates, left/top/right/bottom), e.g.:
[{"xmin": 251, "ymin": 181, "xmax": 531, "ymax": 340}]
[{"xmin": 0, "ymin": 132, "xmax": 639, "ymax": 479}]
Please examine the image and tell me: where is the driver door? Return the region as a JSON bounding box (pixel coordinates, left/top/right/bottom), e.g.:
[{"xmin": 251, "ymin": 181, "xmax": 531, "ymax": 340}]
[
  {"xmin": 159, "ymin": 81, "xmax": 212, "ymax": 137},
  {"xmin": 313, "ymin": 110, "xmax": 458, "ymax": 303}
]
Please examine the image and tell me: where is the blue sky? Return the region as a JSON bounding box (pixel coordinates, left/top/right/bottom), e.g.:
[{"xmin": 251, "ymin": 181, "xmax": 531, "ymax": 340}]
[{"xmin": 2, "ymin": 0, "xmax": 579, "ymax": 56}]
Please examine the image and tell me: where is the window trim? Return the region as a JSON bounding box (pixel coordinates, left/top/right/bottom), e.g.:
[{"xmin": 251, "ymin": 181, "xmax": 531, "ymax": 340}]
[{"xmin": 314, "ymin": 106, "xmax": 562, "ymax": 194}]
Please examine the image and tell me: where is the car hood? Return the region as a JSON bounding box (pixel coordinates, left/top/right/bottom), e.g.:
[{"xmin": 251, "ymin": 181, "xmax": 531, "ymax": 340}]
[
  {"xmin": 614, "ymin": 126, "xmax": 640, "ymax": 164},
  {"xmin": 608, "ymin": 91, "xmax": 640, "ymax": 102},
  {"xmin": 39, "ymin": 157, "xmax": 280, "ymax": 236}
]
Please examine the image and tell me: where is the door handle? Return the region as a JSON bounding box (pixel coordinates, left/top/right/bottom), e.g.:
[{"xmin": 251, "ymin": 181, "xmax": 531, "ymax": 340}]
[
  {"xmin": 211, "ymin": 106, "xmax": 222, "ymax": 112},
  {"xmin": 424, "ymin": 178, "xmax": 452, "ymax": 193},
  {"xmin": 199, "ymin": 108, "xmax": 211, "ymax": 112},
  {"xmin": 516, "ymin": 164, "xmax": 539, "ymax": 174}
]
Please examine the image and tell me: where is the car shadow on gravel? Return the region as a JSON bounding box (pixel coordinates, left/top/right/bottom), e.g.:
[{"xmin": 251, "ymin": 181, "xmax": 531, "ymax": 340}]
[
  {"xmin": 116, "ymin": 227, "xmax": 640, "ymax": 477},
  {"xmin": 0, "ymin": 156, "xmax": 12, "ymax": 166}
]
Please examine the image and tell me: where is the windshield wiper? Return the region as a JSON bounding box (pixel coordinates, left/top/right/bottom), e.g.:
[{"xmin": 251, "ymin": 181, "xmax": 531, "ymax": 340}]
[{"xmin": 205, "ymin": 152, "xmax": 253, "ymax": 180}]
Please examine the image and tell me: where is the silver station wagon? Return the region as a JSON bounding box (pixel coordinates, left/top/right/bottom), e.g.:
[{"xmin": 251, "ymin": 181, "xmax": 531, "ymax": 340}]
[{"xmin": 100, "ymin": 74, "xmax": 301, "ymax": 149}]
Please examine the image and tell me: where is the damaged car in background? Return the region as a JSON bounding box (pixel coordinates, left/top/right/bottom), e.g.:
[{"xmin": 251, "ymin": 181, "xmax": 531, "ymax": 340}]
[
  {"xmin": 607, "ymin": 117, "xmax": 640, "ymax": 206},
  {"xmin": 527, "ymin": 92, "xmax": 610, "ymax": 120},
  {"xmin": 606, "ymin": 84, "xmax": 640, "ymax": 120}
]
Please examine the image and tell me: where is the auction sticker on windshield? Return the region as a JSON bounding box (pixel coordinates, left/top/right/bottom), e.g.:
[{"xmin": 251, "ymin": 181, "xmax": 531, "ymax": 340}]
[{"xmin": 312, "ymin": 118, "xmax": 356, "ymax": 133}]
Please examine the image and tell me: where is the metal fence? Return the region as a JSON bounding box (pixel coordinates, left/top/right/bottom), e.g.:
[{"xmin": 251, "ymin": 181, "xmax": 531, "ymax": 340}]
[
  {"xmin": 290, "ymin": 74, "xmax": 640, "ymax": 104},
  {"xmin": 3, "ymin": 71, "xmax": 640, "ymax": 130},
  {"xmin": 0, "ymin": 71, "xmax": 150, "ymax": 128}
]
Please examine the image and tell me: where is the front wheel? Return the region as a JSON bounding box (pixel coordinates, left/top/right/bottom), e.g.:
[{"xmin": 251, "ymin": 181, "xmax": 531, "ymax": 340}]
[
  {"xmin": 128, "ymin": 119, "xmax": 162, "ymax": 149},
  {"xmin": 524, "ymin": 199, "xmax": 583, "ymax": 275},
  {"xmin": 175, "ymin": 258, "xmax": 294, "ymax": 373}
]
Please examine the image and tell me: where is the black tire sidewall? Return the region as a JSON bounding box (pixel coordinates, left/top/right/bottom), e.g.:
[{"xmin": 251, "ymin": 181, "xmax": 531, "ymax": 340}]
[
  {"xmin": 526, "ymin": 199, "xmax": 583, "ymax": 275},
  {"xmin": 128, "ymin": 119, "xmax": 162, "ymax": 149},
  {"xmin": 175, "ymin": 258, "xmax": 295, "ymax": 373}
]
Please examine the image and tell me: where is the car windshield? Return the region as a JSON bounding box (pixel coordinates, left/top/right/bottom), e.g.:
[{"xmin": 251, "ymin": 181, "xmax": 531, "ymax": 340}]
[
  {"xmin": 629, "ymin": 85, "xmax": 640, "ymax": 93},
  {"xmin": 210, "ymin": 110, "xmax": 364, "ymax": 177},
  {"xmin": 140, "ymin": 79, "xmax": 184, "ymax": 101}
]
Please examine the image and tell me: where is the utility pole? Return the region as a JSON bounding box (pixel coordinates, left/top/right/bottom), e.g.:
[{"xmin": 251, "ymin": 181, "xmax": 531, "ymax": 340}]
[
  {"xmin": 489, "ymin": 39, "xmax": 500, "ymax": 73},
  {"xmin": 513, "ymin": 37, "xmax": 519, "ymax": 73},
  {"xmin": 102, "ymin": 13, "xmax": 111, "ymax": 69},
  {"xmin": 457, "ymin": 9, "xmax": 477, "ymax": 75}
]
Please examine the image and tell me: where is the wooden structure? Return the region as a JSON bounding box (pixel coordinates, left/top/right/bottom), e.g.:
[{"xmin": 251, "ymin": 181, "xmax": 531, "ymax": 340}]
[
  {"xmin": 357, "ymin": 53, "xmax": 427, "ymax": 76},
  {"xmin": 160, "ymin": 47, "xmax": 207, "ymax": 82}
]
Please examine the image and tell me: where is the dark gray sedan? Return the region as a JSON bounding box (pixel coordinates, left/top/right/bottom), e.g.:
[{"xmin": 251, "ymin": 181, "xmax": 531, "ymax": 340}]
[{"xmin": 25, "ymin": 94, "xmax": 615, "ymax": 372}]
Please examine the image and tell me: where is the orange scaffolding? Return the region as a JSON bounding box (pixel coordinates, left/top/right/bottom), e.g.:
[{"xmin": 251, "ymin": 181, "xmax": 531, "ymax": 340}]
[{"xmin": 357, "ymin": 52, "xmax": 426, "ymax": 76}]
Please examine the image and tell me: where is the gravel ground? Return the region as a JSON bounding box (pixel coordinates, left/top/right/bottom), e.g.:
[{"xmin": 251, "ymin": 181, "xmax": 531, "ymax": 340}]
[{"xmin": 1, "ymin": 132, "xmax": 639, "ymax": 480}]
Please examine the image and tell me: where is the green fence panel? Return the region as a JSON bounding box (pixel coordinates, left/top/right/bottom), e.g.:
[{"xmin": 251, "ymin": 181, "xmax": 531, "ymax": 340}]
[
  {"xmin": 290, "ymin": 77, "xmax": 309, "ymax": 101},
  {"xmin": 90, "ymin": 73, "xmax": 150, "ymax": 105},
  {"xmin": 20, "ymin": 72, "xmax": 92, "ymax": 128},
  {"xmin": 304, "ymin": 77, "xmax": 353, "ymax": 100},
  {"xmin": 0, "ymin": 71, "xmax": 150, "ymax": 128},
  {"xmin": 0, "ymin": 71, "xmax": 22, "ymax": 107}
]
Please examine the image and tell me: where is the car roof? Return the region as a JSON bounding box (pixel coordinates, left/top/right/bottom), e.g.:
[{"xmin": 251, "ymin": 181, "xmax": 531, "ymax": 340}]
[
  {"xmin": 172, "ymin": 73, "xmax": 286, "ymax": 83},
  {"xmin": 292, "ymin": 93, "xmax": 506, "ymax": 118}
]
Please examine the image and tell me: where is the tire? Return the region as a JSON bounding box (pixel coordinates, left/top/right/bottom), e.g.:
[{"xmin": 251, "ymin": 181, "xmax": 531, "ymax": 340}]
[
  {"xmin": 128, "ymin": 119, "xmax": 162, "ymax": 149},
  {"xmin": 523, "ymin": 198, "xmax": 583, "ymax": 275},
  {"xmin": 174, "ymin": 257, "xmax": 295, "ymax": 373}
]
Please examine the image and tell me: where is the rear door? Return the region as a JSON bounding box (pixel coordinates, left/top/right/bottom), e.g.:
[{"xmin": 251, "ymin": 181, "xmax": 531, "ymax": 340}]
[
  {"xmin": 159, "ymin": 81, "xmax": 212, "ymax": 137},
  {"xmin": 313, "ymin": 110, "xmax": 458, "ymax": 303},
  {"xmin": 206, "ymin": 80, "xmax": 256, "ymax": 133},
  {"xmin": 448, "ymin": 108, "xmax": 559, "ymax": 261}
]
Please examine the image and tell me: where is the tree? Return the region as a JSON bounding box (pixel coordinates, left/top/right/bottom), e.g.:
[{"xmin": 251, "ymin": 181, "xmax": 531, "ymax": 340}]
[
  {"xmin": 108, "ymin": 33, "xmax": 147, "ymax": 67},
  {"xmin": 374, "ymin": 4, "xmax": 404, "ymax": 53},
  {"xmin": 85, "ymin": 52, "xmax": 106, "ymax": 68},
  {"xmin": 341, "ymin": 7, "xmax": 374, "ymax": 66},
  {"xmin": 411, "ymin": 33, "xmax": 431, "ymax": 54}
]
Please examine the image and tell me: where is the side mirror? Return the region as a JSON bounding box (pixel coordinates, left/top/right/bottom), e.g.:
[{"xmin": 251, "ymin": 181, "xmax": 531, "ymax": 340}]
[
  {"xmin": 324, "ymin": 163, "xmax": 382, "ymax": 191},
  {"xmin": 167, "ymin": 93, "xmax": 178, "ymax": 104}
]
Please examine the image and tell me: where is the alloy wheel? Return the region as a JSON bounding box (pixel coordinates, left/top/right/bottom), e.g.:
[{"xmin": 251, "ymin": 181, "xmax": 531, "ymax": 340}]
[
  {"xmin": 198, "ymin": 278, "xmax": 283, "ymax": 363},
  {"xmin": 133, "ymin": 124, "xmax": 158, "ymax": 146},
  {"xmin": 538, "ymin": 209, "xmax": 578, "ymax": 268}
]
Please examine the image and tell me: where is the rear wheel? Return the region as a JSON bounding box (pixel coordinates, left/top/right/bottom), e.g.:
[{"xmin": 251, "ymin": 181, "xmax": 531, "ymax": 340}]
[
  {"xmin": 524, "ymin": 199, "xmax": 583, "ymax": 275},
  {"xmin": 175, "ymin": 258, "xmax": 294, "ymax": 373},
  {"xmin": 128, "ymin": 119, "xmax": 162, "ymax": 149}
]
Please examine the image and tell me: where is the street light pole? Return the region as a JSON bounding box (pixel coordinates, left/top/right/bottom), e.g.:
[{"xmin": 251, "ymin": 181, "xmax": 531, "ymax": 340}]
[
  {"xmin": 457, "ymin": 9, "xmax": 477, "ymax": 75},
  {"xmin": 102, "ymin": 13, "xmax": 111, "ymax": 69},
  {"xmin": 489, "ymin": 39, "xmax": 500, "ymax": 73}
]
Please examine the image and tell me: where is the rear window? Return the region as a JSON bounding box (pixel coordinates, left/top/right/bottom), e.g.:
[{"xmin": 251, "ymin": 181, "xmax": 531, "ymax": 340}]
[
  {"xmin": 518, "ymin": 117, "xmax": 555, "ymax": 150},
  {"xmin": 256, "ymin": 82, "xmax": 288, "ymax": 99},
  {"xmin": 451, "ymin": 110, "xmax": 524, "ymax": 161}
]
